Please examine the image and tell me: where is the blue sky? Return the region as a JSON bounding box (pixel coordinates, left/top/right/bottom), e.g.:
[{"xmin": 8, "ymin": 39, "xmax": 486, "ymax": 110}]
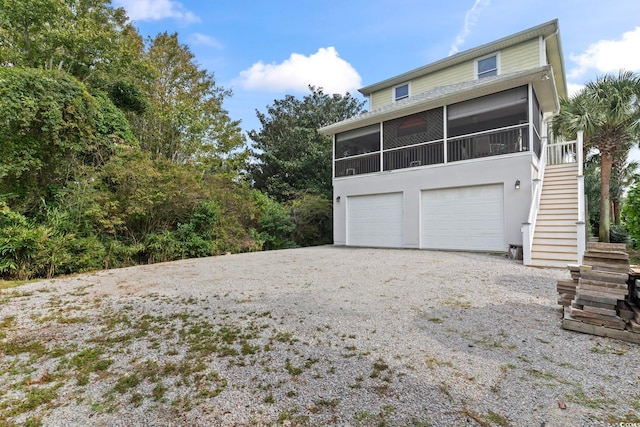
[{"xmin": 114, "ymin": 0, "xmax": 640, "ymax": 138}]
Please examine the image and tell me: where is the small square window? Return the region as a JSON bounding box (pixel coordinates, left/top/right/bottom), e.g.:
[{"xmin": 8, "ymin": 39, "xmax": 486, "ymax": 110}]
[
  {"xmin": 477, "ymin": 55, "xmax": 498, "ymax": 79},
  {"xmin": 394, "ymin": 84, "xmax": 409, "ymax": 101}
]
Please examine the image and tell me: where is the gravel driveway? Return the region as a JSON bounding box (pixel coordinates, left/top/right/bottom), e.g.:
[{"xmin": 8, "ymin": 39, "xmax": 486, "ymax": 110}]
[{"xmin": 1, "ymin": 246, "xmax": 638, "ymax": 426}]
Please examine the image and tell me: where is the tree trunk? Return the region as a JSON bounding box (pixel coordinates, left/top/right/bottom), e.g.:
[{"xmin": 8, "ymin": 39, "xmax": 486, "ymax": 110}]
[
  {"xmin": 599, "ymin": 152, "xmax": 613, "ymax": 242},
  {"xmin": 613, "ymin": 199, "xmax": 621, "ymax": 225}
]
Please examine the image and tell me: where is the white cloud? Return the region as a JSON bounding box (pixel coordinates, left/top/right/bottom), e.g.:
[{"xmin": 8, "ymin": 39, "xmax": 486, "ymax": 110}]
[
  {"xmin": 114, "ymin": 0, "xmax": 200, "ymax": 23},
  {"xmin": 569, "ymin": 27, "xmax": 640, "ymax": 79},
  {"xmin": 190, "ymin": 33, "xmax": 223, "ymax": 49},
  {"xmin": 567, "ymin": 82, "xmax": 585, "ymax": 97},
  {"xmin": 449, "ymin": 0, "xmax": 491, "ymax": 56},
  {"xmin": 235, "ymin": 47, "xmax": 362, "ymax": 94}
]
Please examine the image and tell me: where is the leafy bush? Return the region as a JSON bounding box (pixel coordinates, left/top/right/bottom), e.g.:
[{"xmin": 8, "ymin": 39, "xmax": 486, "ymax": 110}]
[
  {"xmin": 287, "ymin": 193, "xmax": 332, "ymax": 247},
  {"xmin": 252, "ymin": 192, "xmax": 295, "ymax": 250},
  {"xmin": 623, "ymin": 185, "xmax": 640, "ymax": 247},
  {"xmin": 609, "ymin": 224, "xmax": 630, "ymax": 244}
]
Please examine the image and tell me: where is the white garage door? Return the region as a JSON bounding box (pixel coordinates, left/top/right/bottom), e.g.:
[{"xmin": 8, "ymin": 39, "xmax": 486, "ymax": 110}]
[
  {"xmin": 347, "ymin": 193, "xmax": 403, "ymax": 247},
  {"xmin": 421, "ymin": 184, "xmax": 504, "ymax": 251}
]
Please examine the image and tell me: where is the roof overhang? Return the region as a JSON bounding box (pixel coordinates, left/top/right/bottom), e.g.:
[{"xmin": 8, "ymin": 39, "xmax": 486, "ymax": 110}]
[
  {"xmin": 358, "ymin": 19, "xmax": 561, "ymax": 96},
  {"xmin": 320, "ymin": 66, "xmax": 558, "ymax": 136}
]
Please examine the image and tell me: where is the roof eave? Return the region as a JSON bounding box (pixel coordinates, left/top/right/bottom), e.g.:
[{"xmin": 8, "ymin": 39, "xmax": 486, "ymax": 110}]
[{"xmin": 358, "ymin": 19, "xmax": 559, "ymax": 96}]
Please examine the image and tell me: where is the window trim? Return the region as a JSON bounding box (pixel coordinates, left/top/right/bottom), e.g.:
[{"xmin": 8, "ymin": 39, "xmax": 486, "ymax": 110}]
[
  {"xmin": 393, "ymin": 82, "xmax": 410, "ymax": 102},
  {"xmin": 475, "ymin": 52, "xmax": 500, "ymax": 80}
]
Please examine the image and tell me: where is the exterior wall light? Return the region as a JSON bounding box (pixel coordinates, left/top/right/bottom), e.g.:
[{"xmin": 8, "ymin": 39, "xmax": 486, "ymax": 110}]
[
  {"xmin": 515, "ymin": 180, "xmax": 520, "ymax": 190},
  {"xmin": 336, "ymin": 196, "xmax": 341, "ymax": 202}
]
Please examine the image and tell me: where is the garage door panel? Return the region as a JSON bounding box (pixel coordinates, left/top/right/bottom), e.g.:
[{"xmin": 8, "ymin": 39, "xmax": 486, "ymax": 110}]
[
  {"xmin": 347, "ymin": 193, "xmax": 403, "ymax": 247},
  {"xmin": 421, "ymin": 184, "xmax": 504, "ymax": 251}
]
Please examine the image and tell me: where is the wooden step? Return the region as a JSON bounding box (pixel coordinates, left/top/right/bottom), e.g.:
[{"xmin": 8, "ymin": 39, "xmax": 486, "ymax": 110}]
[
  {"xmin": 530, "ymin": 258, "xmax": 574, "ymax": 268},
  {"xmin": 541, "ymin": 193, "xmax": 579, "ymax": 201},
  {"xmin": 532, "ymin": 243, "xmax": 578, "ymax": 253},
  {"xmin": 533, "ymin": 237, "xmax": 577, "ymax": 246},
  {"xmin": 536, "ymin": 220, "xmax": 579, "ymax": 227},
  {"xmin": 542, "ymin": 185, "xmax": 578, "ymax": 195},
  {"xmin": 537, "ymin": 213, "xmax": 579, "ymax": 221},
  {"xmin": 536, "ymin": 207, "xmax": 578, "ymax": 214},
  {"xmin": 531, "ymin": 250, "xmax": 578, "ymax": 262},
  {"xmin": 534, "ymin": 231, "xmax": 578, "ymax": 240}
]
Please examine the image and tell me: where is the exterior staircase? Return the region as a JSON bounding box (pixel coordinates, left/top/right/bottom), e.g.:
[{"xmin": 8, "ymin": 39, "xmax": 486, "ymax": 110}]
[{"xmin": 530, "ymin": 162, "xmax": 580, "ymax": 267}]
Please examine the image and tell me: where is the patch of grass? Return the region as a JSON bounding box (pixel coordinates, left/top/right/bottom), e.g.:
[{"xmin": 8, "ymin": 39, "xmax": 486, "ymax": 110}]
[
  {"xmin": 460, "ymin": 406, "xmax": 510, "ymax": 427},
  {"xmin": 113, "ymin": 374, "xmax": 140, "ymax": 393},
  {"xmin": 4, "ymin": 384, "xmax": 61, "ymax": 416},
  {"xmin": 525, "ymin": 369, "xmax": 571, "ymax": 385},
  {"xmin": 130, "ymin": 392, "xmax": 143, "ymax": 407},
  {"xmin": 354, "ymin": 405, "xmax": 395, "ymax": 426},
  {"xmin": 0, "ymin": 315, "xmax": 16, "ymax": 328},
  {"xmin": 285, "ymin": 359, "xmax": 303, "ymax": 376},
  {"xmin": 604, "ymin": 411, "xmax": 640, "ymax": 424},
  {"xmin": 151, "ymin": 383, "xmax": 167, "ymax": 401},
  {"xmin": 274, "ymin": 331, "xmax": 297, "ymax": 344},
  {"xmin": 442, "ymin": 298, "xmax": 472, "ymax": 309},
  {"xmin": 0, "ymin": 280, "xmax": 35, "ymax": 290},
  {"xmin": 241, "ymin": 341, "xmax": 260, "ymax": 355},
  {"xmin": 566, "ymin": 385, "xmax": 614, "ymax": 409},
  {"xmin": 426, "ymin": 356, "xmax": 453, "ymax": 370},
  {"xmin": 590, "ymin": 343, "xmax": 627, "ymax": 355},
  {"xmin": 263, "ymin": 393, "xmax": 274, "ymax": 404},
  {"xmin": 0, "ymin": 336, "xmax": 47, "ymax": 357}
]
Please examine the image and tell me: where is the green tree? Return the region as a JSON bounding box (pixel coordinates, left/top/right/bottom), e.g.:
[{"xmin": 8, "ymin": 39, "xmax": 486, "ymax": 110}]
[
  {"xmin": 130, "ymin": 32, "xmax": 247, "ymax": 170},
  {"xmin": 553, "ymin": 70, "xmax": 640, "ymax": 242},
  {"xmin": 248, "ymin": 86, "xmax": 365, "ymax": 202},
  {"xmin": 0, "ymin": 67, "xmax": 134, "ymax": 209}
]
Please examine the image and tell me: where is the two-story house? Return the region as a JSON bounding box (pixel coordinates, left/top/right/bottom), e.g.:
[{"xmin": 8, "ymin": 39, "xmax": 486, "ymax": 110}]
[{"xmin": 319, "ymin": 19, "xmax": 586, "ymax": 267}]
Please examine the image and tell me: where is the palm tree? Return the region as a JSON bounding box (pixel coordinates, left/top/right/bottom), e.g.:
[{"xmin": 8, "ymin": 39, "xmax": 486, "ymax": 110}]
[
  {"xmin": 553, "ymin": 70, "xmax": 640, "ymax": 242},
  {"xmin": 611, "ymin": 158, "xmax": 639, "ymax": 225}
]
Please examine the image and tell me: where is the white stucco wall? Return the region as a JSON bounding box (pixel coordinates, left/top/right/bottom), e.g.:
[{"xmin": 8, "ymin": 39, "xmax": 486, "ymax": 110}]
[{"xmin": 332, "ymin": 152, "xmax": 534, "ymax": 250}]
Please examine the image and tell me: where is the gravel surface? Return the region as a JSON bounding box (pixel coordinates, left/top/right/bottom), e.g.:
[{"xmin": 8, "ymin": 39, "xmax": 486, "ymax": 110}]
[{"xmin": 1, "ymin": 246, "xmax": 639, "ymax": 426}]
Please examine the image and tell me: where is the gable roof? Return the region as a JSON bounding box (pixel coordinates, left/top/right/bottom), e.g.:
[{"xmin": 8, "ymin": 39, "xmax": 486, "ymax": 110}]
[
  {"xmin": 320, "ymin": 65, "xmax": 557, "ymax": 135},
  {"xmin": 359, "ymin": 19, "xmax": 566, "ymax": 100}
]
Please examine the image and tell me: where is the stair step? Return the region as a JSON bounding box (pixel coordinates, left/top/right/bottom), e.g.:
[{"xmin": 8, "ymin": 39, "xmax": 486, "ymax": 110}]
[
  {"xmin": 539, "ymin": 200, "xmax": 578, "ymax": 208},
  {"xmin": 532, "ymin": 243, "xmax": 578, "ymax": 253},
  {"xmin": 536, "ymin": 207, "xmax": 578, "ymax": 214},
  {"xmin": 537, "ymin": 213, "xmax": 579, "ymax": 221},
  {"xmin": 536, "ymin": 220, "xmax": 579, "ymax": 227},
  {"xmin": 542, "ymin": 185, "xmax": 578, "ymax": 192},
  {"xmin": 529, "ymin": 258, "xmax": 574, "ymax": 268},
  {"xmin": 530, "ymin": 250, "xmax": 578, "ymax": 261},
  {"xmin": 534, "ymin": 231, "xmax": 578, "ymax": 239},
  {"xmin": 542, "ymin": 183, "xmax": 578, "ymax": 191},
  {"xmin": 541, "ymin": 193, "xmax": 579, "ymax": 201},
  {"xmin": 535, "ymin": 227, "xmax": 579, "ymax": 235}
]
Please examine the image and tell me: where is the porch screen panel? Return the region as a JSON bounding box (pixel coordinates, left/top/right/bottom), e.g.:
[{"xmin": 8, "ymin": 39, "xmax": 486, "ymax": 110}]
[
  {"xmin": 383, "ymin": 107, "xmax": 443, "ymax": 150},
  {"xmin": 447, "ymin": 86, "xmax": 528, "ymax": 137},
  {"xmin": 532, "ymin": 92, "xmax": 542, "ymax": 158},
  {"xmin": 335, "ymin": 124, "xmax": 380, "ymax": 159}
]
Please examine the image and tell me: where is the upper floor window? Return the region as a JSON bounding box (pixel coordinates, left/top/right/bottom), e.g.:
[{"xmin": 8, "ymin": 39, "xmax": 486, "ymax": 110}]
[
  {"xmin": 394, "ymin": 83, "xmax": 409, "ymax": 101},
  {"xmin": 476, "ymin": 54, "xmax": 498, "ymax": 79}
]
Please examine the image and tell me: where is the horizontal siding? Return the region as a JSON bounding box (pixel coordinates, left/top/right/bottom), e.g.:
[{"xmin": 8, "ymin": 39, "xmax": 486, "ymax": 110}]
[
  {"xmin": 369, "ymin": 62, "xmax": 473, "ymax": 110},
  {"xmin": 370, "ymin": 90, "xmax": 392, "ymax": 110},
  {"xmin": 411, "ymin": 62, "xmax": 474, "ymax": 95},
  {"xmin": 368, "ymin": 38, "xmax": 540, "ymax": 111},
  {"xmin": 501, "ymin": 38, "xmax": 540, "ymax": 74}
]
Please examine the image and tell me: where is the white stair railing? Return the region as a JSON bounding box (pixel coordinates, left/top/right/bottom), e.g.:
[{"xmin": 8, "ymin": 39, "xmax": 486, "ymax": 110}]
[
  {"xmin": 576, "ymin": 131, "xmax": 586, "ymax": 264},
  {"xmin": 522, "ymin": 136, "xmax": 548, "ymax": 265}
]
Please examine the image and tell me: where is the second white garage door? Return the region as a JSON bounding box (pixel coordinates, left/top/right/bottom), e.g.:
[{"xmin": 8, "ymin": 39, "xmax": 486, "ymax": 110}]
[
  {"xmin": 421, "ymin": 184, "xmax": 504, "ymax": 251},
  {"xmin": 347, "ymin": 192, "xmax": 403, "ymax": 247}
]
